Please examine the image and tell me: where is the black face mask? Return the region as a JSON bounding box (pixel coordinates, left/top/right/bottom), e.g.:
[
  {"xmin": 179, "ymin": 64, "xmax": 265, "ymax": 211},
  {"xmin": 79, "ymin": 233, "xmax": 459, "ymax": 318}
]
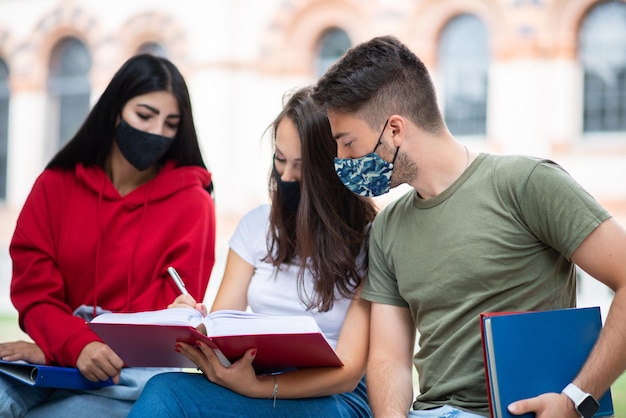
[
  {"xmin": 114, "ymin": 119, "xmax": 175, "ymax": 171},
  {"xmin": 272, "ymin": 163, "xmax": 301, "ymax": 213}
]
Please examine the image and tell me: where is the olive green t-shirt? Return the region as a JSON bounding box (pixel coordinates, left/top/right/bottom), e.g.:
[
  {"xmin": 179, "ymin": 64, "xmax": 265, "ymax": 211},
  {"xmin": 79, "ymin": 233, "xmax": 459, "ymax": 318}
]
[{"xmin": 361, "ymin": 154, "xmax": 611, "ymax": 415}]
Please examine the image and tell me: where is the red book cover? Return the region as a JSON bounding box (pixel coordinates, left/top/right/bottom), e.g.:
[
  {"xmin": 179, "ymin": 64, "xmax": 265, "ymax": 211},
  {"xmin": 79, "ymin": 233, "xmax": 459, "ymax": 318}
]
[{"xmin": 88, "ymin": 309, "xmax": 343, "ymax": 374}]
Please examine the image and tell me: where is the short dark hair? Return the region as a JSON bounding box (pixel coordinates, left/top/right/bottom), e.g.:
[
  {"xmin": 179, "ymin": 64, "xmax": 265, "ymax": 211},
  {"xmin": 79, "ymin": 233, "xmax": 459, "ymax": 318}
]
[
  {"xmin": 312, "ymin": 35, "xmax": 445, "ymax": 134},
  {"xmin": 266, "ymin": 86, "xmax": 377, "ymax": 312},
  {"xmin": 47, "ymin": 54, "xmax": 206, "ymax": 170}
]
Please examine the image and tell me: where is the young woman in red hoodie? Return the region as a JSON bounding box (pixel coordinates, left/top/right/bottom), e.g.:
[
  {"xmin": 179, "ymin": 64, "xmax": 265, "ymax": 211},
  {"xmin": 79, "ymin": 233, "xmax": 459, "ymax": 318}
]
[{"xmin": 0, "ymin": 54, "xmax": 216, "ymax": 417}]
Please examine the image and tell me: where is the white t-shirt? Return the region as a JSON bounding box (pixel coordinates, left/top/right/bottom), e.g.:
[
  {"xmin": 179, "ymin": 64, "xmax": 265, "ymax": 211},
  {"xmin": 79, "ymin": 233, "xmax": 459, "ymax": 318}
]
[{"xmin": 229, "ymin": 204, "xmax": 352, "ymax": 348}]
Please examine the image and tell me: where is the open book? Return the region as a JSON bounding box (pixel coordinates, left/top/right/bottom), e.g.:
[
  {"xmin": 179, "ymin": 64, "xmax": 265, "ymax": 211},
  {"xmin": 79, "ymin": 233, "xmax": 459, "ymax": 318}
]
[
  {"xmin": 0, "ymin": 359, "xmax": 114, "ymax": 390},
  {"xmin": 89, "ymin": 308, "xmax": 343, "ymax": 374}
]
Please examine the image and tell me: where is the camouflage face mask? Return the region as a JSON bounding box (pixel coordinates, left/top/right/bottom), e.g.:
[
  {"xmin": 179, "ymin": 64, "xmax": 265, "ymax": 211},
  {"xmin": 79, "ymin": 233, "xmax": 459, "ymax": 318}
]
[{"xmin": 333, "ymin": 119, "xmax": 399, "ymax": 197}]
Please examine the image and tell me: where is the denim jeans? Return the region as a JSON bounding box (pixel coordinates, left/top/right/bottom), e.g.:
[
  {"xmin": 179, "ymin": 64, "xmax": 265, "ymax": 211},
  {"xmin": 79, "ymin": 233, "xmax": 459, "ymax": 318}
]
[
  {"xmin": 129, "ymin": 372, "xmax": 371, "ymax": 418},
  {"xmin": 0, "ymin": 367, "xmax": 173, "ymax": 418},
  {"xmin": 409, "ymin": 405, "xmax": 486, "ymax": 418}
]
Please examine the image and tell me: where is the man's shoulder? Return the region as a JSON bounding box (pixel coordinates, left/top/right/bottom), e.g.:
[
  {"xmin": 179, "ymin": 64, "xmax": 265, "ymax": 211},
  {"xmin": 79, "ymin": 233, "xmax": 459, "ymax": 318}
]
[
  {"xmin": 483, "ymin": 153, "xmax": 552, "ymax": 172},
  {"xmin": 373, "ymin": 188, "xmax": 415, "ymax": 225},
  {"xmin": 479, "ymin": 154, "xmax": 568, "ymax": 189}
]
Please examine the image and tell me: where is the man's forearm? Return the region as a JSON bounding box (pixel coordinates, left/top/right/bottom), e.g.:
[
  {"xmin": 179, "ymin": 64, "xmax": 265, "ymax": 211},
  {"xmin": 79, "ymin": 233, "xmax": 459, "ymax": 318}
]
[
  {"xmin": 367, "ymin": 359, "xmax": 414, "ymax": 417},
  {"xmin": 574, "ymin": 288, "xmax": 626, "ymax": 399}
]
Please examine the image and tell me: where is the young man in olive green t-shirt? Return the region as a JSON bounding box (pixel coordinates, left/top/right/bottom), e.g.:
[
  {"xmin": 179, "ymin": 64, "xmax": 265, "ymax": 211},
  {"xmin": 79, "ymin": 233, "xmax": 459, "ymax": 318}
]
[{"xmin": 312, "ymin": 35, "xmax": 626, "ymax": 418}]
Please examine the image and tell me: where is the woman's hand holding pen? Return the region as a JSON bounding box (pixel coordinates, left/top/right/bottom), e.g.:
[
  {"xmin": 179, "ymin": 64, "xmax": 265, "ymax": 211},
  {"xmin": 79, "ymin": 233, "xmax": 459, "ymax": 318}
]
[
  {"xmin": 167, "ymin": 294, "xmax": 208, "ymax": 316},
  {"xmin": 167, "ymin": 266, "xmax": 208, "ymax": 315}
]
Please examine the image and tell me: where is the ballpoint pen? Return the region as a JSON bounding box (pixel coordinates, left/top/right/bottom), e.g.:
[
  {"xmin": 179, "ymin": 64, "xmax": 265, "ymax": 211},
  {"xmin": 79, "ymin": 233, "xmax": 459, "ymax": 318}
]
[
  {"xmin": 166, "ymin": 266, "xmax": 231, "ymax": 366},
  {"xmin": 167, "ymin": 266, "xmax": 189, "ymax": 295}
]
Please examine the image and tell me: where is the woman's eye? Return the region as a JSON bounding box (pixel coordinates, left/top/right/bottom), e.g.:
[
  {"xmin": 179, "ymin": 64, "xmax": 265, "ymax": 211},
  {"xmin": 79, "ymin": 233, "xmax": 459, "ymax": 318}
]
[
  {"xmin": 137, "ymin": 113, "xmax": 151, "ymax": 121},
  {"xmin": 166, "ymin": 122, "xmax": 179, "ymax": 130}
]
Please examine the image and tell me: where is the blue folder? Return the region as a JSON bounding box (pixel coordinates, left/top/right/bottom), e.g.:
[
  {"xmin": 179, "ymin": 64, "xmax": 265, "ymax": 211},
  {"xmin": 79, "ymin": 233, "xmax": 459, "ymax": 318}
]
[
  {"xmin": 481, "ymin": 307, "xmax": 614, "ymax": 418},
  {"xmin": 0, "ymin": 359, "xmax": 115, "ymax": 390}
]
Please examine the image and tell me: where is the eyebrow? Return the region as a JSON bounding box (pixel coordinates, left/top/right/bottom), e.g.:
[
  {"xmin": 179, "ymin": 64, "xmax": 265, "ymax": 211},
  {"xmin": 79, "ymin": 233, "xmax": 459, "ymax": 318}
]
[
  {"xmin": 274, "ymin": 145, "xmax": 301, "ymax": 161},
  {"xmin": 333, "ymin": 131, "xmax": 350, "ymax": 141},
  {"xmin": 137, "ymin": 103, "xmax": 181, "ymax": 119}
]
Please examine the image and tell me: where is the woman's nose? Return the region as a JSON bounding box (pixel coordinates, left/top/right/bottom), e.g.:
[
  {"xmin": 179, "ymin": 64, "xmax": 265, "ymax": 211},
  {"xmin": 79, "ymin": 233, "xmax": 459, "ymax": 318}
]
[
  {"xmin": 148, "ymin": 125, "xmax": 165, "ymax": 136},
  {"xmin": 281, "ymin": 166, "xmax": 298, "ymax": 182}
]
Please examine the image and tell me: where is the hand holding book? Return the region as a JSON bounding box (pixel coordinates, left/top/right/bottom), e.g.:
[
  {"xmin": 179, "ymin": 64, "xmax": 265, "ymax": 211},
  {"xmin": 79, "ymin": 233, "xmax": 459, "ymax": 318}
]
[
  {"xmin": 0, "ymin": 359, "xmax": 115, "ymax": 390},
  {"xmin": 480, "ymin": 307, "xmax": 614, "ymax": 418},
  {"xmin": 0, "ymin": 340, "xmax": 45, "ymax": 364},
  {"xmin": 89, "ymin": 308, "xmax": 342, "ymax": 374}
]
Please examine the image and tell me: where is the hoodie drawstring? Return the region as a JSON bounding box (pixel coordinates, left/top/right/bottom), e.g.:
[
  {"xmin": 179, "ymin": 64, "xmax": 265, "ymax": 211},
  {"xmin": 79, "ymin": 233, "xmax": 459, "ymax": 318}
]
[
  {"xmin": 92, "ymin": 177, "xmax": 106, "ymax": 319},
  {"xmin": 126, "ymin": 181, "xmax": 153, "ymax": 310}
]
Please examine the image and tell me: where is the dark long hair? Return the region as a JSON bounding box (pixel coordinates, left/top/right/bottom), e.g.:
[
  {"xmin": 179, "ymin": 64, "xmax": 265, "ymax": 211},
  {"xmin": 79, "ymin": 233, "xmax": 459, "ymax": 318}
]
[
  {"xmin": 266, "ymin": 87, "xmax": 377, "ymax": 312},
  {"xmin": 47, "ymin": 54, "xmax": 207, "ymax": 170}
]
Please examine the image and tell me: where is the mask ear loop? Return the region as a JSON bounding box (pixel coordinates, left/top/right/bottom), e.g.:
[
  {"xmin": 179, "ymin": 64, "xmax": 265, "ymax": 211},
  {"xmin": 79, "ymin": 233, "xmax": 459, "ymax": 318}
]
[
  {"xmin": 372, "ymin": 119, "xmax": 390, "ymax": 154},
  {"xmin": 390, "ymin": 146, "xmax": 400, "ymax": 166}
]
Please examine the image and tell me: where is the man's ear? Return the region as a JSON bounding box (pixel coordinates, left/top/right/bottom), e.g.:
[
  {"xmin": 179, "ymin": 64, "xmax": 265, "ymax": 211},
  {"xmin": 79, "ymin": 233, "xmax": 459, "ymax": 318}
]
[{"xmin": 387, "ymin": 114, "xmax": 407, "ymax": 147}]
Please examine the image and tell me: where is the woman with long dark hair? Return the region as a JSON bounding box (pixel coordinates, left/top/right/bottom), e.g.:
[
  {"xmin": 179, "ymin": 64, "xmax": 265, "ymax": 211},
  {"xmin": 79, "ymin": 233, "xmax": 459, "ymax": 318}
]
[
  {"xmin": 130, "ymin": 86, "xmax": 377, "ymax": 417},
  {"xmin": 0, "ymin": 54, "xmax": 216, "ymax": 417}
]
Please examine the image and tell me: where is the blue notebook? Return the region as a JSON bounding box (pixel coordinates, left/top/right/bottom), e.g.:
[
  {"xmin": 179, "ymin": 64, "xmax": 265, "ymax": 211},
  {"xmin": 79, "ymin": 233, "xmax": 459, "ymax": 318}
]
[
  {"xmin": 0, "ymin": 359, "xmax": 115, "ymax": 390},
  {"xmin": 480, "ymin": 307, "xmax": 614, "ymax": 418}
]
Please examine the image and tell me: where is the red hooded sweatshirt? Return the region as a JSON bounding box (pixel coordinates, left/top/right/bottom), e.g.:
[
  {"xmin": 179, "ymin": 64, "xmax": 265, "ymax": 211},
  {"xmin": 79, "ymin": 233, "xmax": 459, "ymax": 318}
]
[{"xmin": 10, "ymin": 160, "xmax": 216, "ymax": 367}]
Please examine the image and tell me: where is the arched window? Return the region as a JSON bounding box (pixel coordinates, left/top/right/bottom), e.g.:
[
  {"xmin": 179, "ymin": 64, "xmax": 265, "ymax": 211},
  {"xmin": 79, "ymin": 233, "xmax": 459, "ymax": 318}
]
[
  {"xmin": 136, "ymin": 42, "xmax": 168, "ymax": 58},
  {"xmin": 0, "ymin": 58, "xmax": 8, "ymax": 200},
  {"xmin": 315, "ymin": 28, "xmax": 351, "ymax": 77},
  {"xmin": 47, "ymin": 37, "xmax": 92, "ymax": 148},
  {"xmin": 579, "ymin": 0, "xmax": 626, "ymax": 133},
  {"xmin": 439, "ymin": 14, "xmax": 489, "ymax": 136}
]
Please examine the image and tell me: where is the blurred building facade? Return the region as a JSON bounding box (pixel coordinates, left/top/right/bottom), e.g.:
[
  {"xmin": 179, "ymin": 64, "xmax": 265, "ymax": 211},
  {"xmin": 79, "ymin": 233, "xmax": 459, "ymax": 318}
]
[{"xmin": 0, "ymin": 0, "xmax": 624, "ymax": 312}]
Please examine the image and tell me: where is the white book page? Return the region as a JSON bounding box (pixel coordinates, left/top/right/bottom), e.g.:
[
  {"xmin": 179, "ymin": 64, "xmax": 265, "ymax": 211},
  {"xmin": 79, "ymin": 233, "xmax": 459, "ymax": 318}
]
[
  {"xmin": 484, "ymin": 319, "xmax": 503, "ymax": 418},
  {"xmin": 90, "ymin": 307, "xmax": 204, "ymax": 327},
  {"xmin": 89, "ymin": 308, "xmax": 325, "ymax": 340},
  {"xmin": 201, "ymin": 310, "xmax": 321, "ymax": 336}
]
